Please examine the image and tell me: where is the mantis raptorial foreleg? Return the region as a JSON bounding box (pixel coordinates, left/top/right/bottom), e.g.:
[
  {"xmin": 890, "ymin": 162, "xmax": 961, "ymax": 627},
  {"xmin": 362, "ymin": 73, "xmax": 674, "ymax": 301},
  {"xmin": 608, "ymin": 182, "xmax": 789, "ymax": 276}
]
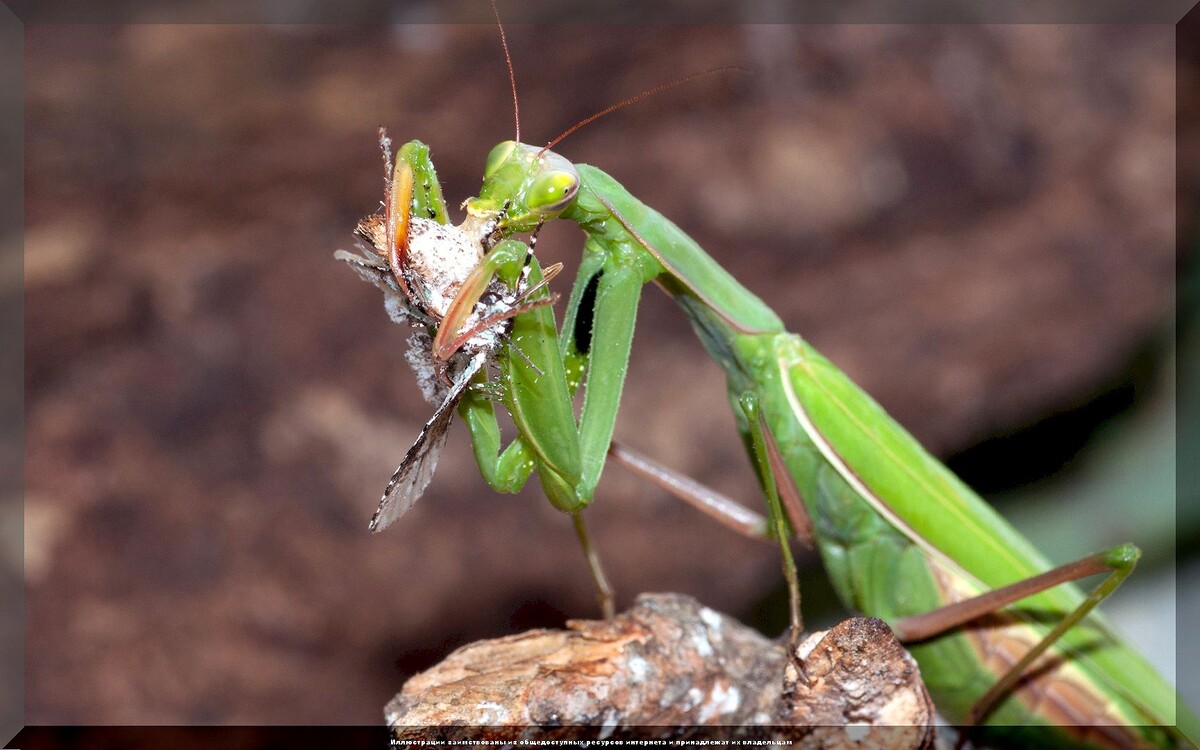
[{"xmin": 346, "ymin": 143, "xmax": 606, "ymax": 560}]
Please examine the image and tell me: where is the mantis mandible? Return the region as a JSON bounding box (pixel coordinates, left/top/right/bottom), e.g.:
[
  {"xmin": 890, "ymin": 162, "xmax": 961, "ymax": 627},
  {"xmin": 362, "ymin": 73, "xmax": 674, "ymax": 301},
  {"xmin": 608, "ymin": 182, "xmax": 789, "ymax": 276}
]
[{"xmin": 341, "ymin": 16, "xmax": 1196, "ymax": 750}]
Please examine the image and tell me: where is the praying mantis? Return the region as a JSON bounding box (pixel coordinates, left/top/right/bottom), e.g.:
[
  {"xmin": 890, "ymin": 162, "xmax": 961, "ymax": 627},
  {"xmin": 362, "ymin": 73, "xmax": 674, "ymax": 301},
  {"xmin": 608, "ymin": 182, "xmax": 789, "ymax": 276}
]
[{"xmin": 340, "ymin": 18, "xmax": 1195, "ymax": 750}]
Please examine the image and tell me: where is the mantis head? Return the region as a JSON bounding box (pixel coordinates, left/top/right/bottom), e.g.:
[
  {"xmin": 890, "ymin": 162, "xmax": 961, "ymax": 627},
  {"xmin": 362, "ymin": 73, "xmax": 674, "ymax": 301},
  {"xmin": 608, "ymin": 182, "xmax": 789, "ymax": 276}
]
[{"xmin": 466, "ymin": 141, "xmax": 580, "ymax": 233}]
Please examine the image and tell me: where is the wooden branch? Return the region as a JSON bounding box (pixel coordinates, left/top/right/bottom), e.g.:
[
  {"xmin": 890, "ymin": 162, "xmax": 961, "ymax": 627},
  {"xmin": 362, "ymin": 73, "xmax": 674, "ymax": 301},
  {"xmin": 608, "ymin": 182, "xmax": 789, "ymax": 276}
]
[{"xmin": 387, "ymin": 593, "xmax": 936, "ymax": 748}]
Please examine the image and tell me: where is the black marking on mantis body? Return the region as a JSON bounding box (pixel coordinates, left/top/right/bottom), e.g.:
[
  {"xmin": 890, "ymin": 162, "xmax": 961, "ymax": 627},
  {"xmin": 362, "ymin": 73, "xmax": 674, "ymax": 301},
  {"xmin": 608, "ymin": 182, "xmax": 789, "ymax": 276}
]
[{"xmin": 573, "ymin": 270, "xmax": 602, "ymax": 357}]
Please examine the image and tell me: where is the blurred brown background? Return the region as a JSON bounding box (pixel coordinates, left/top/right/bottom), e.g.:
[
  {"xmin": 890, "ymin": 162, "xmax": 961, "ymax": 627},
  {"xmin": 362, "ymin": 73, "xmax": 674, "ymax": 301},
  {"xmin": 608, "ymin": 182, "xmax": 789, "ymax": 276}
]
[{"xmin": 22, "ymin": 20, "xmax": 1185, "ymax": 725}]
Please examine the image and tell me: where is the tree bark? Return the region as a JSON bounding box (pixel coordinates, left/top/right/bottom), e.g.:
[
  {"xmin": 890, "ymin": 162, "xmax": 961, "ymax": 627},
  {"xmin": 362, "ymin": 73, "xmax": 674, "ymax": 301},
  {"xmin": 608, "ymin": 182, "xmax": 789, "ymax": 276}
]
[{"xmin": 386, "ymin": 592, "xmax": 935, "ymax": 748}]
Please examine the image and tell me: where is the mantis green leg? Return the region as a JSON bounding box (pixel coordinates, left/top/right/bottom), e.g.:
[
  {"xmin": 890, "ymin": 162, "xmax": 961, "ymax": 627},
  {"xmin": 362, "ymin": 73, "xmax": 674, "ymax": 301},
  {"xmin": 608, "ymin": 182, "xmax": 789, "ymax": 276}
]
[
  {"xmin": 572, "ymin": 511, "xmax": 615, "ymax": 619},
  {"xmin": 961, "ymin": 545, "xmax": 1140, "ymax": 727},
  {"xmin": 457, "ymin": 397, "xmax": 538, "ymax": 493},
  {"xmin": 460, "ymin": 366, "xmax": 615, "ymax": 623},
  {"xmin": 449, "ymin": 234, "xmax": 639, "ymax": 617},
  {"xmin": 739, "ymin": 392, "xmax": 804, "ymax": 638},
  {"xmin": 457, "ymin": 240, "xmax": 647, "ymax": 515},
  {"xmin": 575, "ymin": 262, "xmax": 644, "ymax": 498},
  {"xmin": 447, "ymin": 239, "xmax": 619, "ymax": 616},
  {"xmin": 456, "ymin": 238, "xmax": 580, "ymax": 503},
  {"xmin": 884, "ymin": 544, "xmax": 1142, "ymax": 735},
  {"xmin": 608, "ymin": 440, "xmax": 772, "ymax": 539}
]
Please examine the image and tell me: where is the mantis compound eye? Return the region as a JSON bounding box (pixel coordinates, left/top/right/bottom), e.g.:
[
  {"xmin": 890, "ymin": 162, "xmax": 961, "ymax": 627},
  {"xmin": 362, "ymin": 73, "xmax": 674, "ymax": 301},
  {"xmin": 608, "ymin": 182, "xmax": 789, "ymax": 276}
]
[
  {"xmin": 526, "ymin": 170, "xmax": 579, "ymax": 213},
  {"xmin": 484, "ymin": 140, "xmax": 518, "ymax": 179}
]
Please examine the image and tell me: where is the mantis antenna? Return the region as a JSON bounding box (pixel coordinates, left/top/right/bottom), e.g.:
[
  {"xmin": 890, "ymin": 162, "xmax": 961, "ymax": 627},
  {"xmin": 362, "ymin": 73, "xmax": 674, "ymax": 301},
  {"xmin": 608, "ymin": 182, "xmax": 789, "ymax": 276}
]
[
  {"xmin": 489, "ymin": 0, "xmax": 521, "ymax": 142},
  {"xmin": 488, "ymin": 1, "xmax": 745, "ymax": 155},
  {"xmin": 538, "ymin": 66, "xmax": 750, "ymax": 157}
]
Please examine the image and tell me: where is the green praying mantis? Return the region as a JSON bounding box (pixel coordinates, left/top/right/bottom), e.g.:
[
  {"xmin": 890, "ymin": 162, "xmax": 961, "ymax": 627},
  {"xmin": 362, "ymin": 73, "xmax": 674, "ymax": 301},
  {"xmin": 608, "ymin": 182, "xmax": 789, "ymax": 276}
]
[{"xmin": 338, "ymin": 18, "xmax": 1196, "ymax": 750}]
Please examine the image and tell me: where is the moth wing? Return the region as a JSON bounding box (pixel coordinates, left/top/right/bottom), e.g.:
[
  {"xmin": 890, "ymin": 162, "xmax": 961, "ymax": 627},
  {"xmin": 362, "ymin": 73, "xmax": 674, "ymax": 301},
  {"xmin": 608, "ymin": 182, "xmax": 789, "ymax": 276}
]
[
  {"xmin": 367, "ymin": 353, "xmax": 486, "ymax": 532},
  {"xmin": 355, "ymin": 213, "xmax": 388, "ymax": 255},
  {"xmin": 335, "ymin": 247, "xmax": 392, "ymax": 290},
  {"xmin": 336, "ymin": 247, "xmax": 424, "ymax": 327}
]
